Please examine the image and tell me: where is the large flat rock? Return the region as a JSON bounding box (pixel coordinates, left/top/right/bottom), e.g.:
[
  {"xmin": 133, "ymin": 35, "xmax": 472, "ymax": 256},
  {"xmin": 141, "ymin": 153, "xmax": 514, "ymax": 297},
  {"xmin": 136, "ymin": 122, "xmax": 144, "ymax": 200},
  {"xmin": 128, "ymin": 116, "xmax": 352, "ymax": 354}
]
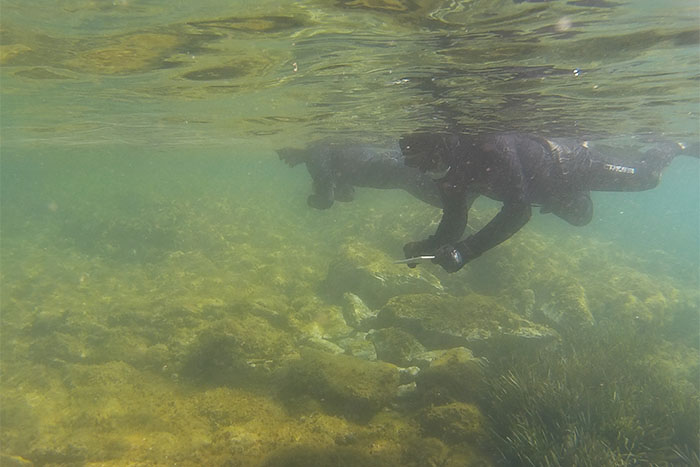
[{"xmin": 377, "ymin": 293, "xmax": 558, "ymax": 355}]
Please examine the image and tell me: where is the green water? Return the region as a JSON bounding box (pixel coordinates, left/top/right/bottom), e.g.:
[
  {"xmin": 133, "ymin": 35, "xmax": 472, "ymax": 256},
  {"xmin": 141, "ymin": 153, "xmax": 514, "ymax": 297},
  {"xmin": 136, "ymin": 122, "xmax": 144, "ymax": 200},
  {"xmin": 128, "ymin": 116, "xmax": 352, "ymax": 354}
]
[{"xmin": 1, "ymin": 1, "xmax": 698, "ymax": 466}]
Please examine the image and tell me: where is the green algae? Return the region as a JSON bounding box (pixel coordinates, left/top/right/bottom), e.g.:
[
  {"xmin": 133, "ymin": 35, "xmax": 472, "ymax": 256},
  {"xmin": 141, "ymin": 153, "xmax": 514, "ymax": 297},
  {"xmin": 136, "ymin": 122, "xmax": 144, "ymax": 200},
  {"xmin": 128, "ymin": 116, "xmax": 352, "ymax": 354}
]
[
  {"xmin": 377, "ymin": 292, "xmax": 559, "ymax": 354},
  {"xmin": 1, "ymin": 149, "xmax": 698, "ymax": 465},
  {"xmin": 1, "ymin": 0, "xmax": 698, "ymax": 464},
  {"xmin": 418, "ymin": 402, "xmax": 486, "ymax": 445},
  {"xmin": 1, "ymin": 94, "xmax": 699, "ymax": 467},
  {"xmin": 414, "ymin": 347, "xmax": 485, "ymax": 405},
  {"xmin": 367, "ymin": 327, "xmax": 426, "ymax": 367},
  {"xmin": 480, "ymin": 323, "xmax": 700, "ymax": 466},
  {"xmin": 281, "ymin": 348, "xmax": 400, "ymax": 421}
]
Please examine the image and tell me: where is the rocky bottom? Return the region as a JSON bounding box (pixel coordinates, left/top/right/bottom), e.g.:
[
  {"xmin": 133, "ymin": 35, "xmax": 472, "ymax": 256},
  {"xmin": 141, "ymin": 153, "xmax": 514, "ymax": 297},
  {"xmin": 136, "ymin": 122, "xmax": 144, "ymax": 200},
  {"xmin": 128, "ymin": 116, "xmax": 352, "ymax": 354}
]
[{"xmin": 1, "ymin": 162, "xmax": 698, "ymax": 466}]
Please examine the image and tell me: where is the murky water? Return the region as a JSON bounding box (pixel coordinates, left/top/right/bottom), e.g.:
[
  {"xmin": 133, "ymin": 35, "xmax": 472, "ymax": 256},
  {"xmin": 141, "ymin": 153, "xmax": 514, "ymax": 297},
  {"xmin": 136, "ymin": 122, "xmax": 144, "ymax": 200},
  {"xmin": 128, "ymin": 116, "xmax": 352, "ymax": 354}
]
[{"xmin": 1, "ymin": 1, "xmax": 698, "ymax": 465}]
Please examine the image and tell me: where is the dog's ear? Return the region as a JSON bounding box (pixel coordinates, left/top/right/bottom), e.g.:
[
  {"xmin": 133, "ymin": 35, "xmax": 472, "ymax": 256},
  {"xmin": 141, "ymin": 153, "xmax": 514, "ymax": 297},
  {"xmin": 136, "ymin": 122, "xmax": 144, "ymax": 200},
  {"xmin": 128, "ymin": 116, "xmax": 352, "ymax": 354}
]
[{"xmin": 277, "ymin": 147, "xmax": 308, "ymax": 167}]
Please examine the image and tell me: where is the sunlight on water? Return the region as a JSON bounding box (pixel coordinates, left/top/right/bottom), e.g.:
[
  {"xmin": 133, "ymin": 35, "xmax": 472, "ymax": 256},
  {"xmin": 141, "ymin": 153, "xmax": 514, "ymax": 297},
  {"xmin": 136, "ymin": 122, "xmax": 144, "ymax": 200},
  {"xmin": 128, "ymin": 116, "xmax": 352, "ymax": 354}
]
[{"xmin": 1, "ymin": 1, "xmax": 698, "ymax": 466}]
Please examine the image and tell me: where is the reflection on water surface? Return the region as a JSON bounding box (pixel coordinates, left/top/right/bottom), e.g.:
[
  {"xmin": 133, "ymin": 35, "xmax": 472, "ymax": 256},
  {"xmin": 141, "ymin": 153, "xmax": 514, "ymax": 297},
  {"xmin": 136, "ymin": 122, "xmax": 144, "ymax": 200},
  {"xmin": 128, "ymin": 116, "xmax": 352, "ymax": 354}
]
[{"xmin": 1, "ymin": 0, "xmax": 698, "ymax": 145}]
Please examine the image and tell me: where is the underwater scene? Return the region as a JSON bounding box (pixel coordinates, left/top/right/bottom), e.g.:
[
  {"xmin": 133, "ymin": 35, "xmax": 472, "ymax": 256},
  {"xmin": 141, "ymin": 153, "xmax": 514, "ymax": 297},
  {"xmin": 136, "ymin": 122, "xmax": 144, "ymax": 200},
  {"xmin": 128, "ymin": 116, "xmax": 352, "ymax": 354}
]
[{"xmin": 1, "ymin": 1, "xmax": 699, "ymax": 466}]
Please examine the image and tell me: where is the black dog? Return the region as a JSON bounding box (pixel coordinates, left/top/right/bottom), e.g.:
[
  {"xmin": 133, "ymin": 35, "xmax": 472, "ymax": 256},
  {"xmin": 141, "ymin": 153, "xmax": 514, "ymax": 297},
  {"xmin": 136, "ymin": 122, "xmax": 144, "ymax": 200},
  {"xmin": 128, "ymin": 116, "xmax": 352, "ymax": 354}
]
[{"xmin": 278, "ymin": 139, "xmax": 444, "ymax": 209}]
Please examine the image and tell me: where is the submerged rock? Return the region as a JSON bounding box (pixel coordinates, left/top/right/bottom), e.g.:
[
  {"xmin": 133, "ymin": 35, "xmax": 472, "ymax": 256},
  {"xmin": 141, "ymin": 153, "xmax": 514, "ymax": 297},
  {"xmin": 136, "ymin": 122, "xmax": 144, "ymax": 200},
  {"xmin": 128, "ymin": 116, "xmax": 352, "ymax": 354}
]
[
  {"xmin": 341, "ymin": 292, "xmax": 378, "ymax": 331},
  {"xmin": 0, "ymin": 454, "xmax": 32, "ymax": 467},
  {"xmin": 415, "ymin": 347, "xmax": 485, "ymax": 405},
  {"xmin": 418, "ymin": 402, "xmax": 487, "ymax": 445},
  {"xmin": 322, "ymin": 242, "xmax": 444, "ymax": 308},
  {"xmin": 367, "ymin": 327, "xmax": 427, "ymax": 367},
  {"xmin": 262, "ymin": 444, "xmax": 384, "ymax": 467},
  {"xmin": 281, "ymin": 347, "xmax": 400, "ymax": 421},
  {"xmin": 377, "ymin": 293, "xmax": 558, "ymax": 355},
  {"xmin": 290, "ymin": 296, "xmax": 354, "ymax": 341},
  {"xmin": 303, "ymin": 335, "xmax": 346, "ymax": 355},
  {"xmin": 180, "ymin": 315, "xmax": 294, "ymax": 386},
  {"xmin": 335, "ymin": 332, "xmax": 377, "ymax": 361},
  {"xmin": 535, "ymin": 275, "xmax": 594, "ymax": 331}
]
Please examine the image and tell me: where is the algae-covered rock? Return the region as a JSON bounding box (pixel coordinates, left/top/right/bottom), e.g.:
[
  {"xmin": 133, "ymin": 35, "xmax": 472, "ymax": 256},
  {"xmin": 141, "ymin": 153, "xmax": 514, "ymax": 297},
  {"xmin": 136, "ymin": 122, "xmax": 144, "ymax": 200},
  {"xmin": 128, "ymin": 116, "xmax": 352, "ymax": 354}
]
[
  {"xmin": 336, "ymin": 332, "xmax": 377, "ymax": 361},
  {"xmin": 535, "ymin": 275, "xmax": 594, "ymax": 331},
  {"xmin": 28, "ymin": 331, "xmax": 91, "ymax": 365},
  {"xmin": 415, "ymin": 347, "xmax": 485, "ymax": 404},
  {"xmin": 281, "ymin": 348, "xmax": 400, "ymax": 420},
  {"xmin": 194, "ymin": 387, "xmax": 287, "ymax": 427},
  {"xmin": 377, "ymin": 293, "xmax": 558, "ymax": 354},
  {"xmin": 461, "ymin": 236, "xmax": 536, "ymax": 295},
  {"xmin": 0, "ymin": 393, "xmax": 40, "ymax": 460},
  {"xmin": 322, "ymin": 242, "xmax": 444, "ymax": 308},
  {"xmin": 29, "ymin": 444, "xmax": 89, "ymax": 466},
  {"xmin": 261, "ymin": 444, "xmax": 384, "ymax": 467},
  {"xmin": 303, "ymin": 334, "xmax": 346, "ymax": 355},
  {"xmin": 666, "ymin": 289, "xmax": 700, "ymax": 348},
  {"xmin": 590, "ymin": 266, "xmax": 681, "ymax": 327},
  {"xmin": 517, "ymin": 288, "xmax": 537, "ymax": 319},
  {"xmin": 418, "ymin": 402, "xmax": 487, "ymax": 445},
  {"xmin": 367, "ymin": 327, "xmax": 426, "ymax": 367},
  {"xmin": 180, "ymin": 315, "xmax": 294, "ymax": 386},
  {"xmin": 0, "ymin": 453, "xmax": 32, "ymax": 467},
  {"xmin": 342, "ymin": 292, "xmax": 378, "ymax": 331},
  {"xmin": 289, "ymin": 296, "xmax": 354, "ymax": 341}
]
